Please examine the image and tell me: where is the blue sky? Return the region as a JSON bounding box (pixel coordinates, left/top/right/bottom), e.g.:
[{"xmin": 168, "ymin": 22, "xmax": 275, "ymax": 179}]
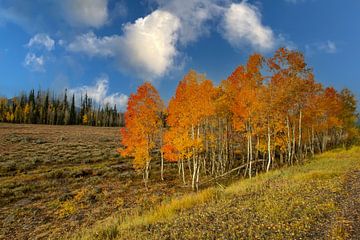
[{"xmin": 0, "ymin": 0, "xmax": 359, "ymax": 110}]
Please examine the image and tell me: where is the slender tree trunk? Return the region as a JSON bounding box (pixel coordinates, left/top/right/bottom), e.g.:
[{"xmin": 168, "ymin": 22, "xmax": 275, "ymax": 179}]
[
  {"xmin": 315, "ymin": 133, "xmax": 322, "ymax": 153},
  {"xmin": 144, "ymin": 160, "xmax": 150, "ymax": 189},
  {"xmin": 225, "ymin": 123, "xmax": 229, "ymax": 172},
  {"xmin": 203, "ymin": 157, "xmax": 206, "ymax": 174},
  {"xmin": 160, "ymin": 128, "xmax": 164, "ymax": 181},
  {"xmin": 298, "ymin": 110, "xmax": 302, "ymax": 160},
  {"xmin": 178, "ymin": 161, "xmax": 181, "ymax": 177},
  {"xmin": 191, "ymin": 124, "xmax": 197, "ymax": 190},
  {"xmin": 322, "ymin": 130, "xmax": 328, "ymax": 152},
  {"xmin": 266, "ymin": 122, "xmax": 271, "ymax": 172},
  {"xmin": 192, "ymin": 158, "xmax": 197, "ymax": 190},
  {"xmin": 204, "ymin": 121, "xmax": 208, "ymax": 174},
  {"xmin": 181, "ymin": 159, "xmax": 186, "ymax": 185},
  {"xmin": 211, "ymin": 145, "xmax": 215, "ymax": 175},
  {"xmin": 256, "ymin": 135, "xmax": 260, "ymax": 161},
  {"xmin": 188, "ymin": 158, "xmax": 192, "ymax": 178},
  {"xmin": 291, "ymin": 125, "xmax": 296, "ymax": 164},
  {"xmin": 248, "ymin": 122, "xmax": 253, "ymax": 179},
  {"xmin": 160, "ymin": 150, "xmax": 164, "ymax": 181},
  {"xmin": 246, "ymin": 128, "xmax": 250, "ymax": 178},
  {"xmin": 249, "ymin": 134, "xmax": 253, "ymax": 178},
  {"xmin": 286, "ymin": 117, "xmax": 291, "ymax": 164},
  {"xmin": 243, "ymin": 154, "xmax": 248, "ymax": 177},
  {"xmin": 310, "ymin": 126, "xmax": 315, "ymax": 156},
  {"xmin": 228, "ymin": 121, "xmax": 234, "ymax": 170},
  {"xmin": 196, "ymin": 158, "xmax": 200, "ymax": 191},
  {"xmin": 211, "ymin": 124, "xmax": 215, "ymax": 175}
]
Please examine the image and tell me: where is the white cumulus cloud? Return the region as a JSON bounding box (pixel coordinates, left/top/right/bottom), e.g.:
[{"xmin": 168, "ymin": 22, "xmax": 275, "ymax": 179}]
[
  {"xmin": 119, "ymin": 9, "xmax": 180, "ymax": 79},
  {"xmin": 61, "ymin": 0, "xmax": 109, "ymax": 28},
  {"xmin": 155, "ymin": 0, "xmax": 223, "ymax": 44},
  {"xmin": 24, "ymin": 33, "xmax": 54, "ymax": 72},
  {"xmin": 23, "ymin": 52, "xmax": 44, "ymax": 72},
  {"xmin": 67, "ymin": 32, "xmax": 121, "ymax": 57},
  {"xmin": 222, "ymin": 2, "xmax": 275, "ymax": 51},
  {"xmin": 68, "ymin": 75, "xmax": 128, "ymax": 110},
  {"xmin": 67, "ymin": 10, "xmax": 180, "ymax": 80},
  {"xmin": 27, "ymin": 33, "xmax": 55, "ymax": 51}
]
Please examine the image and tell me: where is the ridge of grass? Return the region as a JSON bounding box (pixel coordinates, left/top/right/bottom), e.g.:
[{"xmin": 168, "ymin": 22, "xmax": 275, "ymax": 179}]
[{"xmin": 72, "ymin": 146, "xmax": 360, "ymax": 240}]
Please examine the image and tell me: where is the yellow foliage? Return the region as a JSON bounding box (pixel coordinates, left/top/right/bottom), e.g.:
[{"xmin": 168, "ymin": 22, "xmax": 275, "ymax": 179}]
[
  {"xmin": 82, "ymin": 114, "xmax": 88, "ymax": 125},
  {"xmin": 5, "ymin": 112, "xmax": 14, "ymax": 122}
]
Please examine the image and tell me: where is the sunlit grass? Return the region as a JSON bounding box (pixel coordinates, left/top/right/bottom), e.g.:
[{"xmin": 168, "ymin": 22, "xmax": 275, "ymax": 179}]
[
  {"xmin": 121, "ymin": 187, "xmax": 217, "ymax": 228},
  {"xmin": 72, "ymin": 187, "xmax": 219, "ymax": 240}
]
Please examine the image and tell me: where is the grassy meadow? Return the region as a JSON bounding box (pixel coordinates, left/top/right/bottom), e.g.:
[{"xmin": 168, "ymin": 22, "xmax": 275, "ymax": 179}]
[
  {"xmin": 0, "ymin": 123, "xmax": 359, "ymax": 239},
  {"xmin": 0, "ymin": 123, "xmax": 189, "ymax": 239}
]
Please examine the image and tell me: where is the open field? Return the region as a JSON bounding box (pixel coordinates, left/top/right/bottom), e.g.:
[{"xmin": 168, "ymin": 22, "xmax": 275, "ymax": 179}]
[
  {"xmin": 1, "ymin": 123, "xmax": 359, "ymax": 240},
  {"xmin": 75, "ymin": 147, "xmax": 360, "ymax": 240},
  {"xmin": 0, "ymin": 123, "xmax": 189, "ymax": 239}
]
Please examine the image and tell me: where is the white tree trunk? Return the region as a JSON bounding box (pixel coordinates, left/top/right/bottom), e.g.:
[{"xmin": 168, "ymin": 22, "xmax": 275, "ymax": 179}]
[{"xmin": 266, "ymin": 123, "xmax": 271, "ymax": 172}]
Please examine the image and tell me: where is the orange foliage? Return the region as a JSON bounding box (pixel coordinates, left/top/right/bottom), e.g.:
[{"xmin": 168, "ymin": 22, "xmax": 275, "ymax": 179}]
[
  {"xmin": 120, "ymin": 47, "xmax": 358, "ymax": 187},
  {"xmin": 164, "ymin": 70, "xmax": 216, "ymax": 163},
  {"xmin": 119, "ymin": 82, "xmax": 164, "ymax": 171}
]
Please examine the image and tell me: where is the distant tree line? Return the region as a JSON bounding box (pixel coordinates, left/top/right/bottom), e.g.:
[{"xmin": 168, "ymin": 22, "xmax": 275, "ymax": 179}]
[{"xmin": 0, "ymin": 89, "xmax": 124, "ymax": 127}]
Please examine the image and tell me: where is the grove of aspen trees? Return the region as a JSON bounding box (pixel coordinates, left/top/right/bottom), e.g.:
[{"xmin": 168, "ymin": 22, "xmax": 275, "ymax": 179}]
[{"xmin": 120, "ymin": 47, "xmax": 358, "ymax": 190}]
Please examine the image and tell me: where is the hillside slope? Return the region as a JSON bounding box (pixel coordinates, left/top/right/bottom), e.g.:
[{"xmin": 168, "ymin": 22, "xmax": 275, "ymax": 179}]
[{"xmin": 75, "ymin": 147, "xmax": 360, "ymax": 240}]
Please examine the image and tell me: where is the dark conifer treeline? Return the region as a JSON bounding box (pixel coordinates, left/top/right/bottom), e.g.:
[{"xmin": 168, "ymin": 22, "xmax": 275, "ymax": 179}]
[{"xmin": 0, "ymin": 89, "xmax": 124, "ymax": 127}]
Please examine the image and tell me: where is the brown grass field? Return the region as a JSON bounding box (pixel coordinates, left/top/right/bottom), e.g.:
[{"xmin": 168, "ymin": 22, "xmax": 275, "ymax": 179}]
[{"xmin": 0, "ymin": 123, "xmax": 188, "ymax": 239}]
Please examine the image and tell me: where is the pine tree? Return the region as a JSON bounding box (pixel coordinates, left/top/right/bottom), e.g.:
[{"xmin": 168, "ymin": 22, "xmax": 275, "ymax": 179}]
[{"xmin": 69, "ymin": 94, "xmax": 76, "ymax": 125}]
